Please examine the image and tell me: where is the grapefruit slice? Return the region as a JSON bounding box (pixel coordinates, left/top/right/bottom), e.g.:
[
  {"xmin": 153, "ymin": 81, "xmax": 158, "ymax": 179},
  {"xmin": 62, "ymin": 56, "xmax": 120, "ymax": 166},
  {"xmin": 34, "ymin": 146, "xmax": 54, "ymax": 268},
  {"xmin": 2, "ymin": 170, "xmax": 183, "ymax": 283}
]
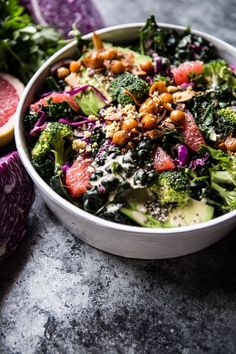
[
  {"xmin": 30, "ymin": 92, "xmax": 80, "ymax": 112},
  {"xmin": 153, "ymin": 146, "xmax": 176, "ymax": 172},
  {"xmin": 0, "ymin": 73, "xmax": 24, "ymax": 147},
  {"xmin": 65, "ymin": 157, "xmax": 93, "ymax": 198},
  {"xmin": 172, "ymin": 61, "xmax": 204, "ymax": 85}
]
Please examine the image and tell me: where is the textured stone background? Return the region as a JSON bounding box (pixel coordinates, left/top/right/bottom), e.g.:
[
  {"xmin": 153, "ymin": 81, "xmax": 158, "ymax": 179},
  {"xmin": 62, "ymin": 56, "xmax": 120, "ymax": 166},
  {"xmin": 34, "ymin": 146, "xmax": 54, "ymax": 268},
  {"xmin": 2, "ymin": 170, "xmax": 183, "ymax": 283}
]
[{"xmin": 1, "ymin": 1, "xmax": 236, "ymax": 353}]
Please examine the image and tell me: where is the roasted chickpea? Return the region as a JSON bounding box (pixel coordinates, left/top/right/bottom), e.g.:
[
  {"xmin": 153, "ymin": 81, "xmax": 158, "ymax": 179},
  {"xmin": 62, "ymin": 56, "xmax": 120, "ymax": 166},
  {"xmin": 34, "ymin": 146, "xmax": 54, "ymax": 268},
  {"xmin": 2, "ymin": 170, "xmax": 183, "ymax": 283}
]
[
  {"xmin": 57, "ymin": 67, "xmax": 70, "ymax": 79},
  {"xmin": 141, "ymin": 114, "xmax": 158, "ymax": 130},
  {"xmin": 102, "ymin": 48, "xmax": 118, "ymax": 60},
  {"xmin": 170, "ymin": 110, "xmax": 185, "ymax": 123},
  {"xmin": 159, "ymin": 92, "xmax": 173, "ymax": 103},
  {"xmin": 121, "ymin": 118, "xmax": 138, "ymax": 131},
  {"xmin": 83, "ymin": 52, "xmax": 104, "ymax": 69},
  {"xmin": 225, "ymin": 136, "xmax": 236, "ymax": 152},
  {"xmin": 69, "ymin": 60, "xmax": 81, "ymax": 73},
  {"xmin": 140, "ymin": 60, "xmax": 154, "ymax": 73},
  {"xmin": 149, "ymin": 81, "xmax": 167, "ymax": 94},
  {"xmin": 112, "ymin": 130, "xmax": 129, "ymax": 146},
  {"xmin": 139, "ymin": 98, "xmax": 156, "ymax": 114},
  {"xmin": 145, "ymin": 129, "xmax": 160, "ymax": 139},
  {"xmin": 111, "ymin": 60, "xmax": 125, "ymax": 74}
]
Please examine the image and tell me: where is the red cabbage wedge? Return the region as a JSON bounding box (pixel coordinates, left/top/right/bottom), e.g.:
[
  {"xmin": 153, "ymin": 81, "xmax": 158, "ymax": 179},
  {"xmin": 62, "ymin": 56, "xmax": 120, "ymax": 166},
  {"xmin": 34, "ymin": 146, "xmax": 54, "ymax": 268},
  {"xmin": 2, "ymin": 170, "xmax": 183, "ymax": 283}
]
[
  {"xmin": 0, "ymin": 151, "xmax": 35, "ymax": 261},
  {"xmin": 21, "ymin": 0, "xmax": 104, "ymax": 37}
]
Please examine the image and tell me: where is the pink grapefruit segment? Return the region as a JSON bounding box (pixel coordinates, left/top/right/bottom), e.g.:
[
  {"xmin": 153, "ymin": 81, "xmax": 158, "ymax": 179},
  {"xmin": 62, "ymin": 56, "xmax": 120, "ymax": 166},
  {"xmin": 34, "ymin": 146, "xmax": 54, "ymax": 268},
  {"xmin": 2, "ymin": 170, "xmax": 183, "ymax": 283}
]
[
  {"xmin": 172, "ymin": 61, "xmax": 204, "ymax": 85},
  {"xmin": 0, "ymin": 73, "xmax": 24, "ymax": 147},
  {"xmin": 66, "ymin": 157, "xmax": 93, "ymax": 198},
  {"xmin": 30, "ymin": 93, "xmax": 80, "ymax": 112}
]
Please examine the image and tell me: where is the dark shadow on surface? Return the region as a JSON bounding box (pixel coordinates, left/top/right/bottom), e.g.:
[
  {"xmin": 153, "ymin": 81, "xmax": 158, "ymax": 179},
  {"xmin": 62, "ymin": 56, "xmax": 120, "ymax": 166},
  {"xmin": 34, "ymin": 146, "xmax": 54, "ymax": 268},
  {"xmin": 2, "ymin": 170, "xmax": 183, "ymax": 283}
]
[{"xmin": 0, "ymin": 213, "xmax": 41, "ymax": 304}]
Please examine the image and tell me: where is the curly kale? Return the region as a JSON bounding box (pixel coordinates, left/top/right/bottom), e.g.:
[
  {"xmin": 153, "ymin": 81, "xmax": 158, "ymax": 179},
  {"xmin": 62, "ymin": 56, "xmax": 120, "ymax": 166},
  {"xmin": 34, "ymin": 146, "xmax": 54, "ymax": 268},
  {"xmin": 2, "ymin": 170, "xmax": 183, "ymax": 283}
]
[
  {"xmin": 111, "ymin": 72, "xmax": 149, "ymax": 106},
  {"xmin": 189, "ymin": 89, "xmax": 236, "ymax": 141},
  {"xmin": 139, "ymin": 15, "xmax": 216, "ymax": 64},
  {"xmin": 23, "ymin": 110, "xmax": 40, "ymax": 131},
  {"xmin": 43, "ymin": 100, "xmax": 74, "ymax": 120}
]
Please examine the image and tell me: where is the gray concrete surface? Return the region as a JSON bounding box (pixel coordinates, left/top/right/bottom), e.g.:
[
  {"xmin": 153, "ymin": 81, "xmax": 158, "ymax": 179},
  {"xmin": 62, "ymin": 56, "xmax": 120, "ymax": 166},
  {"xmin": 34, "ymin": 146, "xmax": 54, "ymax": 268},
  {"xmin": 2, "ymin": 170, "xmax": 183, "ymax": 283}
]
[{"xmin": 1, "ymin": 0, "xmax": 236, "ymax": 353}]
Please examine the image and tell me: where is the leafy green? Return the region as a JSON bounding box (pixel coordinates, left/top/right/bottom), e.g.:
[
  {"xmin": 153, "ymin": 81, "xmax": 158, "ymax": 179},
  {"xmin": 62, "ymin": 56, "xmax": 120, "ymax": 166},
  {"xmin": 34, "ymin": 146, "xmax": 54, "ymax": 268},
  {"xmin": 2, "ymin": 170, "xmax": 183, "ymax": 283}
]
[
  {"xmin": 0, "ymin": 0, "xmax": 70, "ymax": 83},
  {"xmin": 139, "ymin": 15, "xmax": 216, "ymax": 64},
  {"xmin": 190, "ymin": 89, "xmax": 236, "ymax": 141},
  {"xmin": 200, "ymin": 146, "xmax": 236, "ymax": 212},
  {"xmin": 43, "ymin": 101, "xmax": 74, "ymax": 120},
  {"xmin": 203, "ymin": 60, "xmax": 236, "ymax": 93}
]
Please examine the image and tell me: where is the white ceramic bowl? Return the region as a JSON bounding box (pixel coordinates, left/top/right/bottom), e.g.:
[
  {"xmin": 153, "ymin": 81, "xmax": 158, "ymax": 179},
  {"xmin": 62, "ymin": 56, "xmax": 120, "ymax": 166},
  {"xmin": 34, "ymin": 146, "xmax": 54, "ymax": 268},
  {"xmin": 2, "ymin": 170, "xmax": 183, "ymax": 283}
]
[{"xmin": 15, "ymin": 23, "xmax": 236, "ymax": 259}]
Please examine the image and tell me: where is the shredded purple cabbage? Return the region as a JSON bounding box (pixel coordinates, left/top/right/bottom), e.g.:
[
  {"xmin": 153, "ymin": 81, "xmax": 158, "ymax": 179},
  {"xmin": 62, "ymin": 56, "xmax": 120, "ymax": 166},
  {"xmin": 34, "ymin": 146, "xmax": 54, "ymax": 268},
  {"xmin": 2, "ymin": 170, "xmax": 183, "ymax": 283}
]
[
  {"xmin": 30, "ymin": 111, "xmax": 47, "ymax": 136},
  {"xmin": 61, "ymin": 163, "xmax": 72, "ymax": 176},
  {"xmin": 58, "ymin": 118, "xmax": 91, "ymax": 126},
  {"xmin": 176, "ymin": 145, "xmax": 189, "ymax": 166},
  {"xmin": 67, "ymin": 84, "xmax": 109, "ymax": 104},
  {"xmin": 189, "ymin": 153, "xmax": 210, "ymax": 170},
  {"xmin": 39, "ymin": 91, "xmax": 58, "ymax": 99},
  {"xmin": 145, "ymin": 76, "xmax": 154, "ymax": 85},
  {"xmin": 229, "ymin": 64, "xmax": 236, "ymax": 75},
  {"xmin": 180, "ymin": 82, "xmax": 195, "ymax": 89}
]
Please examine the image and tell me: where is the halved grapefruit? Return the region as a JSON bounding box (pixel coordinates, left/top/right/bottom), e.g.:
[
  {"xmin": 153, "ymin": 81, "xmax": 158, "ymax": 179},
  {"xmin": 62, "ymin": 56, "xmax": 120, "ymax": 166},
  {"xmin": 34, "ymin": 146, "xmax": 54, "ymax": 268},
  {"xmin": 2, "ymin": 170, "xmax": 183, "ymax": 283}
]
[{"xmin": 0, "ymin": 73, "xmax": 25, "ymax": 147}]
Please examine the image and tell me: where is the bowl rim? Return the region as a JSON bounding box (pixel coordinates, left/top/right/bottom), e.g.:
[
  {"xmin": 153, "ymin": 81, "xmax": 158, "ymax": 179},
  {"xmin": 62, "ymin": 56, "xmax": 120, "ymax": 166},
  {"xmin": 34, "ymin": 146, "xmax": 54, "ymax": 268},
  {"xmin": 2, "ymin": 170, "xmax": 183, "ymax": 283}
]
[{"xmin": 15, "ymin": 22, "xmax": 236, "ymax": 235}]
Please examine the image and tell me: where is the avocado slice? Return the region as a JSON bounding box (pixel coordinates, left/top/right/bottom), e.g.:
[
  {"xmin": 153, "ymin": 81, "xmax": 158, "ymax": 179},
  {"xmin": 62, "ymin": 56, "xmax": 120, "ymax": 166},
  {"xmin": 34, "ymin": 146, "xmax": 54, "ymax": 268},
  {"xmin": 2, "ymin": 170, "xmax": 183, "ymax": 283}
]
[
  {"xmin": 121, "ymin": 193, "xmax": 214, "ymax": 228},
  {"xmin": 163, "ymin": 199, "xmax": 214, "ymax": 227},
  {"xmin": 121, "ymin": 203, "xmax": 161, "ymax": 228},
  {"xmin": 114, "ymin": 46, "xmax": 152, "ymax": 66},
  {"xmin": 75, "ymin": 89, "xmax": 106, "ymax": 116}
]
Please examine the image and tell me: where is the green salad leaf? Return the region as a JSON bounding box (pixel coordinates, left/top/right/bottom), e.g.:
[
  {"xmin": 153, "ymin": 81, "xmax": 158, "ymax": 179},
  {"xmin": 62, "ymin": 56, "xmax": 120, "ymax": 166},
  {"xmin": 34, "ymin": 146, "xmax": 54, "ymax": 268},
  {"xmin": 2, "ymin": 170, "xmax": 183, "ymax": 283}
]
[{"xmin": 0, "ymin": 0, "xmax": 70, "ymax": 83}]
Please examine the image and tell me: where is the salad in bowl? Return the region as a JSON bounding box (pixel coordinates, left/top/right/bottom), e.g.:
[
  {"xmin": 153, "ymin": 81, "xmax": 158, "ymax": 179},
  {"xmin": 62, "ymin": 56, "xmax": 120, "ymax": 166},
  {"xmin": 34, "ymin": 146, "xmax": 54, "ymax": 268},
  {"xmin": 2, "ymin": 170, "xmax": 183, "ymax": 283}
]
[{"xmin": 23, "ymin": 16, "xmax": 236, "ymax": 229}]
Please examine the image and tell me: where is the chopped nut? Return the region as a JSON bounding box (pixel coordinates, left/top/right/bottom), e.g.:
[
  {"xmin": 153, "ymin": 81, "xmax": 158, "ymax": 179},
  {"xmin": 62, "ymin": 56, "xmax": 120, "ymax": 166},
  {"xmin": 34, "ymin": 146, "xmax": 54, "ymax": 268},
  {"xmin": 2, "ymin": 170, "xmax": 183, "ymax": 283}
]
[
  {"xmin": 84, "ymin": 131, "xmax": 91, "ymax": 138},
  {"xmin": 105, "ymin": 121, "xmax": 120, "ymax": 138},
  {"xmin": 65, "ymin": 73, "xmax": 80, "ymax": 87},
  {"xmin": 172, "ymin": 90, "xmax": 195, "ymax": 102},
  {"xmin": 57, "ymin": 67, "xmax": 69, "ymax": 79},
  {"xmin": 72, "ymin": 139, "xmax": 87, "ymax": 151},
  {"xmin": 167, "ymin": 85, "xmax": 178, "ymax": 93},
  {"xmin": 225, "ymin": 136, "xmax": 236, "ymax": 151}
]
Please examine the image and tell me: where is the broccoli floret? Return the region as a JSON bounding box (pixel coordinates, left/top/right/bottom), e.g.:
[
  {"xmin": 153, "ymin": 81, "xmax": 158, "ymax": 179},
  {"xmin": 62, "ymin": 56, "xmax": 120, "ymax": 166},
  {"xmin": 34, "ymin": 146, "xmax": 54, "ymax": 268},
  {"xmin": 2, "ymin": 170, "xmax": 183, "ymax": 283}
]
[
  {"xmin": 215, "ymin": 108, "xmax": 236, "ymax": 137},
  {"xmin": 31, "ymin": 122, "xmax": 73, "ymax": 171},
  {"xmin": 111, "ymin": 72, "xmax": 149, "ymax": 107},
  {"xmin": 211, "ymin": 182, "xmax": 236, "ymax": 212},
  {"xmin": 150, "ymin": 171, "xmax": 190, "ymax": 206}
]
